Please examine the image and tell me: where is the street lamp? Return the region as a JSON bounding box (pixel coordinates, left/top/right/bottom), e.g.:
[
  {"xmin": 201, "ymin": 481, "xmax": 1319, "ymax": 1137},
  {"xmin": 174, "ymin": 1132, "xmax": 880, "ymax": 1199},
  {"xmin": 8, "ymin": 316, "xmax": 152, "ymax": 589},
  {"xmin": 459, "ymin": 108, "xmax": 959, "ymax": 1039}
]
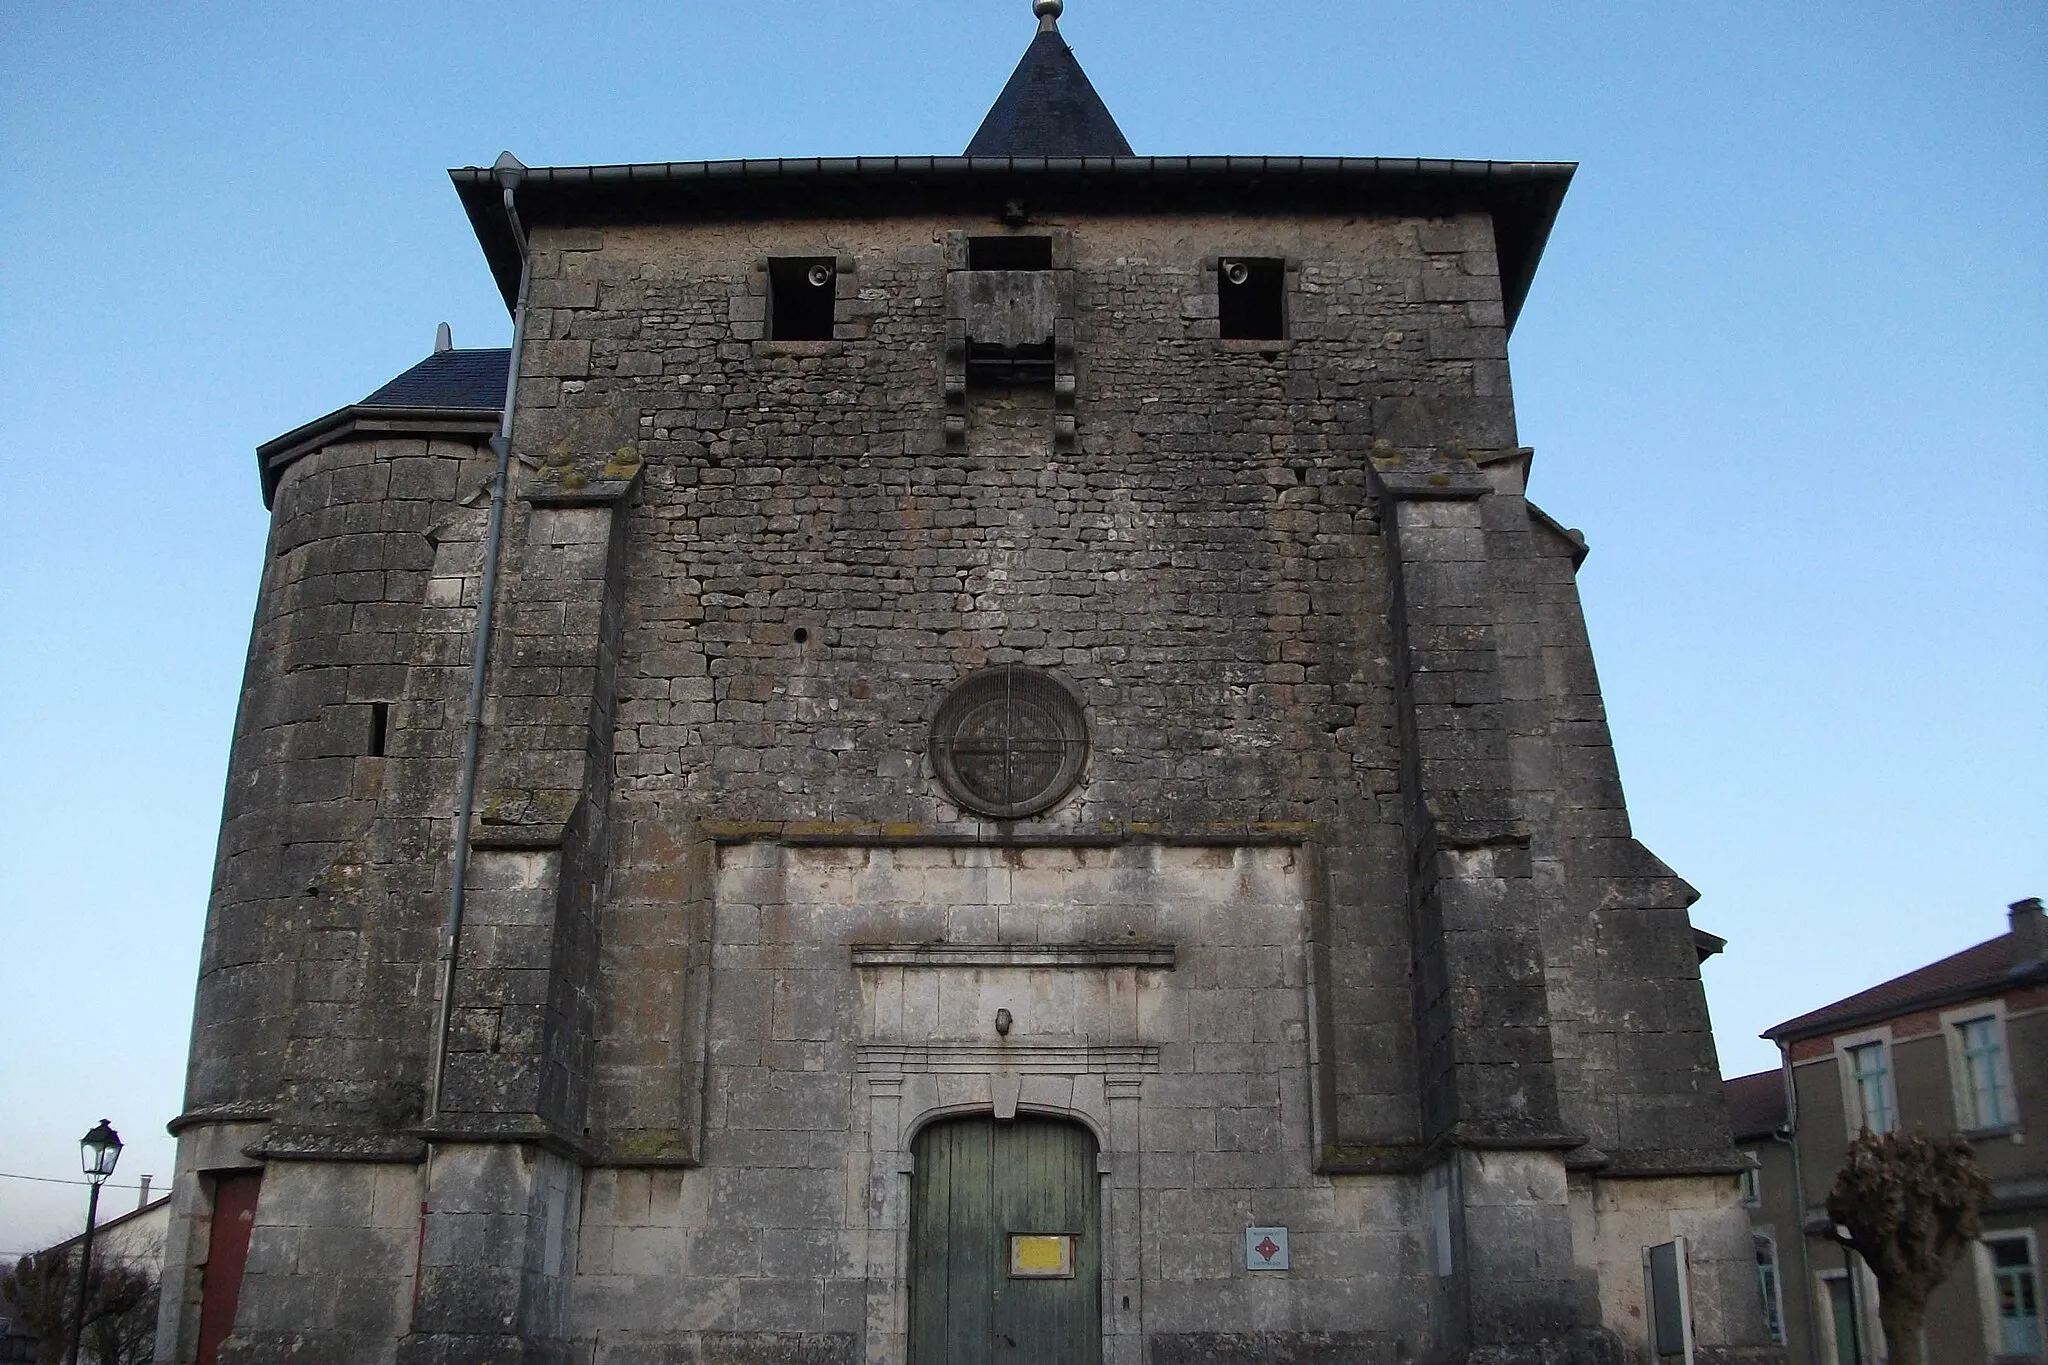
[{"xmin": 65, "ymin": 1120, "xmax": 122, "ymax": 1365}]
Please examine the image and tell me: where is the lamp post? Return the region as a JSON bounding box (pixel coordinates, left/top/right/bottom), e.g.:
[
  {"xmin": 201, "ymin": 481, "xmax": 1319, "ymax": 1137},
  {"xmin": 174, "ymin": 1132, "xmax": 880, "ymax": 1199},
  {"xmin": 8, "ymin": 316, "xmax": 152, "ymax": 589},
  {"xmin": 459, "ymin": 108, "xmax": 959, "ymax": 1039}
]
[{"xmin": 65, "ymin": 1120, "xmax": 122, "ymax": 1365}]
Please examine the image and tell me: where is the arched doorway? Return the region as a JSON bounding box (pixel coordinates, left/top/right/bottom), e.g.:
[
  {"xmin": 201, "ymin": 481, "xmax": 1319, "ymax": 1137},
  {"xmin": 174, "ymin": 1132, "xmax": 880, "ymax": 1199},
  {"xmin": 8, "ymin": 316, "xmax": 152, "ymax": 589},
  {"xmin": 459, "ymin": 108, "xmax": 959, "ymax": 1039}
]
[{"xmin": 908, "ymin": 1115, "xmax": 1102, "ymax": 1365}]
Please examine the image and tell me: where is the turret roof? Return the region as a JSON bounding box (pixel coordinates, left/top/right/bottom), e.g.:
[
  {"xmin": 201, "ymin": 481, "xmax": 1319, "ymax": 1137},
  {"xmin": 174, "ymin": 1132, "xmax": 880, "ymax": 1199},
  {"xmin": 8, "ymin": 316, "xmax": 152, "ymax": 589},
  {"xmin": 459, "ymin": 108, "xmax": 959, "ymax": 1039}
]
[{"xmin": 965, "ymin": 3, "xmax": 1132, "ymax": 157}]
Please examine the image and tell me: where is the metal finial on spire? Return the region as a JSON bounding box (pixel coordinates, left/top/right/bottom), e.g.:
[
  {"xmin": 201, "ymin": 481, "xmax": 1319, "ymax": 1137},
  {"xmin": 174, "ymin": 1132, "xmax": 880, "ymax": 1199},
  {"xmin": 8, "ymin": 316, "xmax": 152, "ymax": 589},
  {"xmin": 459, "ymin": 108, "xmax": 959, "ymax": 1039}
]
[{"xmin": 1034, "ymin": 0, "xmax": 1062, "ymax": 29}]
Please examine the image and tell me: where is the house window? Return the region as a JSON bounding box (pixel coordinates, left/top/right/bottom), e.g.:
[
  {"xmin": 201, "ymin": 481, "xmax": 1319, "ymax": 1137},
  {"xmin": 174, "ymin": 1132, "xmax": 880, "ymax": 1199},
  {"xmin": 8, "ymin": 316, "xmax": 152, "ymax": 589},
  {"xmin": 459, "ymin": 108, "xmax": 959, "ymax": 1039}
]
[
  {"xmin": 1754, "ymin": 1235, "xmax": 1786, "ymax": 1345},
  {"xmin": 1823, "ymin": 1273, "xmax": 1863, "ymax": 1365},
  {"xmin": 768, "ymin": 257, "xmax": 836, "ymax": 340},
  {"xmin": 1846, "ymin": 1041, "xmax": 1896, "ymax": 1134},
  {"xmin": 1741, "ymin": 1163, "xmax": 1762, "ymax": 1207},
  {"xmin": 1990, "ymin": 1236, "xmax": 2044, "ymax": 1357},
  {"xmin": 1957, "ymin": 1015, "xmax": 2014, "ymax": 1130},
  {"xmin": 1218, "ymin": 257, "xmax": 1286, "ymax": 340}
]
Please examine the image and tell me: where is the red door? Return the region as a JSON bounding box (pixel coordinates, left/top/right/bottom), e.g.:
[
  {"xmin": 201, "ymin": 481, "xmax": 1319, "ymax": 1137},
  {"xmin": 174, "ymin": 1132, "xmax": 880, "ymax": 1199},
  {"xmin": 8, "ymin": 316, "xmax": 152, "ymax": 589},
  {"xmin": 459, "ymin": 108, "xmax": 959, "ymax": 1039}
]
[{"xmin": 195, "ymin": 1172, "xmax": 261, "ymax": 1365}]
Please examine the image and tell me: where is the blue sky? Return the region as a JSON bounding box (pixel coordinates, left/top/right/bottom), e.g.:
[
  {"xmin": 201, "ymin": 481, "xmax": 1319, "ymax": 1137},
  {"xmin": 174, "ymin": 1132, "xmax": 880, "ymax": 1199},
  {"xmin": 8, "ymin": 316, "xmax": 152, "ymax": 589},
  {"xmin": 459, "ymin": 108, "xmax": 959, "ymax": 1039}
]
[{"xmin": 1, "ymin": 0, "xmax": 2042, "ymax": 1254}]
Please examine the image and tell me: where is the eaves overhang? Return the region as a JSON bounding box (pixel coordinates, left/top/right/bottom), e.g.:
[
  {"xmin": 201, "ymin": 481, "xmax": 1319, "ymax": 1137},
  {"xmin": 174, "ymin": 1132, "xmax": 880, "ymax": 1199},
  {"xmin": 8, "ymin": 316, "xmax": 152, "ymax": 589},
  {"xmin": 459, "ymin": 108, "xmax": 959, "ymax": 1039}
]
[
  {"xmin": 451, "ymin": 155, "xmax": 1575, "ymax": 334},
  {"xmin": 255, "ymin": 404, "xmax": 499, "ymax": 509}
]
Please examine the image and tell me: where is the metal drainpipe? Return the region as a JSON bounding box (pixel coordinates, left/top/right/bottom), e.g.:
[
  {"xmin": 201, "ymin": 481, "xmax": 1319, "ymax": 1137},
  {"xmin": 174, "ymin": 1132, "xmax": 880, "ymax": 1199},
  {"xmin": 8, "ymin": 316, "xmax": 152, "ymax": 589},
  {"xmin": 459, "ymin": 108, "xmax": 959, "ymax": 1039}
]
[
  {"xmin": 425, "ymin": 152, "xmax": 531, "ymax": 1123},
  {"xmin": 1778, "ymin": 1041, "xmax": 1828, "ymax": 1365}
]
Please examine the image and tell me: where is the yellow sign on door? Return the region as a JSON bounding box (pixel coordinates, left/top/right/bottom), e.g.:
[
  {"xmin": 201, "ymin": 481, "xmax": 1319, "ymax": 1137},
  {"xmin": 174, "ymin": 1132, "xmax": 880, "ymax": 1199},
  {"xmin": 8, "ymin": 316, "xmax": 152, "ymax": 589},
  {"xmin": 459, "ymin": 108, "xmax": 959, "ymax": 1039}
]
[{"xmin": 1010, "ymin": 1234, "xmax": 1075, "ymax": 1278}]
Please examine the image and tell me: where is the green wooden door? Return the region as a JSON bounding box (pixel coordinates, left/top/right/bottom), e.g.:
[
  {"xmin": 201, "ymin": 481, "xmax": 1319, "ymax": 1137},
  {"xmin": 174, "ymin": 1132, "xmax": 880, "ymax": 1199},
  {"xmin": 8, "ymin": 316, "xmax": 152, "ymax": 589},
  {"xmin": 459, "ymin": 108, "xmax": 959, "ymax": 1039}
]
[{"xmin": 909, "ymin": 1116, "xmax": 1101, "ymax": 1365}]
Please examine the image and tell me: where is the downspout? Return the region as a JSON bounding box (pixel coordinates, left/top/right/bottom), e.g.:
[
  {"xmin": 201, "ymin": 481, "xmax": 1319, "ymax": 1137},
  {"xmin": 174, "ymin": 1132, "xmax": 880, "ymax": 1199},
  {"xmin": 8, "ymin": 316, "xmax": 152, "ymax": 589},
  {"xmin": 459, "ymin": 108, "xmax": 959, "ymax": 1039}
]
[
  {"xmin": 425, "ymin": 151, "xmax": 531, "ymax": 1122},
  {"xmin": 1778, "ymin": 1039, "xmax": 1827, "ymax": 1365}
]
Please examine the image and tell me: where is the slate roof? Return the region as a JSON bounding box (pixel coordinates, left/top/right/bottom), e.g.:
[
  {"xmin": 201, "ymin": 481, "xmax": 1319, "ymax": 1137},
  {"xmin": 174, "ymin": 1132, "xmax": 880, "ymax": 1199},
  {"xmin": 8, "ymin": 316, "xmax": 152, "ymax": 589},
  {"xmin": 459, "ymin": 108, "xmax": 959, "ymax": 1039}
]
[
  {"xmin": 1723, "ymin": 1069, "xmax": 1788, "ymax": 1141},
  {"xmin": 254, "ymin": 347, "xmax": 507, "ymax": 507},
  {"xmin": 1763, "ymin": 928, "xmax": 2046, "ymax": 1043},
  {"xmin": 361, "ymin": 348, "xmax": 510, "ymax": 409},
  {"xmin": 965, "ymin": 17, "xmax": 1133, "ymax": 157}
]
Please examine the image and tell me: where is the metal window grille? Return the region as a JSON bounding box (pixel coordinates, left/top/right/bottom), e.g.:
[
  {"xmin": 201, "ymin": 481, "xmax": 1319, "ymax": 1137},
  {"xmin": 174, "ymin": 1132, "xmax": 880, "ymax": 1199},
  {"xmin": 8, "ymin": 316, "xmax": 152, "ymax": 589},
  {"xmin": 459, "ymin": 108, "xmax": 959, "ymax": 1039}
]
[{"xmin": 931, "ymin": 667, "xmax": 1088, "ymax": 819}]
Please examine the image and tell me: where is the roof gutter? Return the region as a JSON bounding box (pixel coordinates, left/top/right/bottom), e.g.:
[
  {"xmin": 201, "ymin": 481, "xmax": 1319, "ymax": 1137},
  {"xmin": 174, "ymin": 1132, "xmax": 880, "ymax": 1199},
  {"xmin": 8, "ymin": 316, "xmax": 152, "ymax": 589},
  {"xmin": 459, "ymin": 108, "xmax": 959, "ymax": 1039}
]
[{"xmin": 449, "ymin": 154, "xmax": 1576, "ymax": 331}]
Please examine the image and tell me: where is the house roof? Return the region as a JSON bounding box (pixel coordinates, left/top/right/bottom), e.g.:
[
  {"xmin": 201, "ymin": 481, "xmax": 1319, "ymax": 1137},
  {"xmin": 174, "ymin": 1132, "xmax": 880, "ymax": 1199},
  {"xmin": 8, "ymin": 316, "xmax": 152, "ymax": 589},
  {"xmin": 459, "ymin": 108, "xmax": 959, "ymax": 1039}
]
[
  {"xmin": 253, "ymin": 348, "xmax": 506, "ymax": 506},
  {"xmin": 34, "ymin": 1194, "xmax": 171, "ymax": 1258},
  {"xmin": 965, "ymin": 7, "xmax": 1133, "ymax": 157},
  {"xmin": 1763, "ymin": 926, "xmax": 2047, "ymax": 1043},
  {"xmin": 1723, "ymin": 1068, "xmax": 1788, "ymax": 1142}
]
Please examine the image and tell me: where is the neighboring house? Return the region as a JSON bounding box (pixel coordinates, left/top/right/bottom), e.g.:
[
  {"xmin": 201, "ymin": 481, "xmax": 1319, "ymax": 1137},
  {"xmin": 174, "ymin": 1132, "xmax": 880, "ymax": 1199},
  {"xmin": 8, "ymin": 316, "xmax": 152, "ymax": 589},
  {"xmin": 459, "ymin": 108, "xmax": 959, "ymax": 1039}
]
[
  {"xmin": 3, "ymin": 1192, "xmax": 170, "ymax": 1362},
  {"xmin": 1728, "ymin": 896, "xmax": 2048, "ymax": 1364}
]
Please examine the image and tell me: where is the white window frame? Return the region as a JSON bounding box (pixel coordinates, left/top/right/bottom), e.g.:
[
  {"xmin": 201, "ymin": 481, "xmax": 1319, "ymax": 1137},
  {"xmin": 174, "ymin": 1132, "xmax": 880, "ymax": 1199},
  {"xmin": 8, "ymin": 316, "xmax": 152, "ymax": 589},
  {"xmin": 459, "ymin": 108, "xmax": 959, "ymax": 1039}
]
[
  {"xmin": 1754, "ymin": 1233, "xmax": 1787, "ymax": 1345},
  {"xmin": 1835, "ymin": 1029, "xmax": 1899, "ymax": 1137},
  {"xmin": 1977, "ymin": 1229, "xmax": 2044, "ymax": 1361},
  {"xmin": 1818, "ymin": 1260, "xmax": 1882, "ymax": 1365},
  {"xmin": 1740, "ymin": 1152, "xmax": 1762, "ymax": 1208},
  {"xmin": 1943, "ymin": 1001, "xmax": 2020, "ymax": 1135}
]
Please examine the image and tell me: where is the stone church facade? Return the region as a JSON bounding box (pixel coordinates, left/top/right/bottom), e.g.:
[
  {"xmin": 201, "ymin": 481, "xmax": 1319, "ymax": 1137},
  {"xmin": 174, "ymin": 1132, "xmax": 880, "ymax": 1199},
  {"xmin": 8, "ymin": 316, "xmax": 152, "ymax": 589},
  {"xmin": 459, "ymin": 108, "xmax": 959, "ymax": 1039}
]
[{"xmin": 159, "ymin": 7, "xmax": 1781, "ymax": 1363}]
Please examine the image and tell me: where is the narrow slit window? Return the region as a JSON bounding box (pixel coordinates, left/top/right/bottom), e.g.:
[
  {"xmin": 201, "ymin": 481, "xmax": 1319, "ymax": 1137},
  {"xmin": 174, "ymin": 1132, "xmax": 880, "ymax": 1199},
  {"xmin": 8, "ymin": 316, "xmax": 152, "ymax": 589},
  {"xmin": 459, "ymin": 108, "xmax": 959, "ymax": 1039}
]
[
  {"xmin": 368, "ymin": 702, "xmax": 390, "ymax": 757},
  {"xmin": 1219, "ymin": 257, "xmax": 1286, "ymax": 340},
  {"xmin": 768, "ymin": 258, "xmax": 836, "ymax": 340},
  {"xmin": 969, "ymin": 236, "xmax": 1053, "ymax": 271}
]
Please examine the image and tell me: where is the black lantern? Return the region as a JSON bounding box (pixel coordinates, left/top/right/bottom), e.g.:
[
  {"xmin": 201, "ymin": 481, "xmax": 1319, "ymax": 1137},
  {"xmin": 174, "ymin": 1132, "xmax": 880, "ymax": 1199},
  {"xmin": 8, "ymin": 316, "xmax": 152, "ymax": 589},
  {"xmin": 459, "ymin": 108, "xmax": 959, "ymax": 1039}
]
[
  {"xmin": 78, "ymin": 1119, "xmax": 122, "ymax": 1184},
  {"xmin": 65, "ymin": 1120, "xmax": 124, "ymax": 1365}
]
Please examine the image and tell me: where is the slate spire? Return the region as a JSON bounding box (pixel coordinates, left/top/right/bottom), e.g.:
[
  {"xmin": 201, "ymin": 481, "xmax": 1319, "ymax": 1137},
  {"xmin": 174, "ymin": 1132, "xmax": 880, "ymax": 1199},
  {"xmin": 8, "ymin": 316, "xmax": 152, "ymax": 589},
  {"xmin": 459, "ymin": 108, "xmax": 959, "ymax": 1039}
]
[{"xmin": 966, "ymin": 0, "xmax": 1133, "ymax": 157}]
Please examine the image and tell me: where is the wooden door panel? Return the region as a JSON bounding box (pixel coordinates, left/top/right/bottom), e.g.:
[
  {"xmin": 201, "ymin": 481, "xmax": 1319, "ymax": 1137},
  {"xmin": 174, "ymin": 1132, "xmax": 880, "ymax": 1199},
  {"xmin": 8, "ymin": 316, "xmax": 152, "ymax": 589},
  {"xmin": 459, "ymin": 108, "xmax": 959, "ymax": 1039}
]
[{"xmin": 910, "ymin": 1117, "xmax": 1099, "ymax": 1365}]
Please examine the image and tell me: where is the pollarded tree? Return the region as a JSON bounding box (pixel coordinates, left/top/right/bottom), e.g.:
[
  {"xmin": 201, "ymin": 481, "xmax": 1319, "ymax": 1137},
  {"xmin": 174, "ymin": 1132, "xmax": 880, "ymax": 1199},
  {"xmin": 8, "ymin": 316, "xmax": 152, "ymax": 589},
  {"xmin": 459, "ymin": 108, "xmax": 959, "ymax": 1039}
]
[{"xmin": 1825, "ymin": 1130, "xmax": 1993, "ymax": 1365}]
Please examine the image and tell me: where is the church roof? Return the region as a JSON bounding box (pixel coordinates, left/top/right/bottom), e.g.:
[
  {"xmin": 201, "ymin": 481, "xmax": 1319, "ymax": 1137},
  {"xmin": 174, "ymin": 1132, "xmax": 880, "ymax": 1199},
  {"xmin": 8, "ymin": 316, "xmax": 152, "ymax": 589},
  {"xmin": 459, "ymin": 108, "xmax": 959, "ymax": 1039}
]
[
  {"xmin": 254, "ymin": 347, "xmax": 506, "ymax": 506},
  {"xmin": 361, "ymin": 347, "xmax": 510, "ymax": 409},
  {"xmin": 965, "ymin": 4, "xmax": 1133, "ymax": 157}
]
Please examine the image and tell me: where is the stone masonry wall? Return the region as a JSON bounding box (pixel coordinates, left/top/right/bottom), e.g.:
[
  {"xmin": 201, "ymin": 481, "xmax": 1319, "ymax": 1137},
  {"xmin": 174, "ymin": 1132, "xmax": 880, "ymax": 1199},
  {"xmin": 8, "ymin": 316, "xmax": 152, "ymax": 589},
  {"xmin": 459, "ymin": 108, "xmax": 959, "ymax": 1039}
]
[
  {"xmin": 572, "ymin": 841, "xmax": 1425, "ymax": 1365},
  {"xmin": 185, "ymin": 433, "xmax": 493, "ymax": 1135},
  {"xmin": 520, "ymin": 212, "xmax": 1517, "ymax": 1161}
]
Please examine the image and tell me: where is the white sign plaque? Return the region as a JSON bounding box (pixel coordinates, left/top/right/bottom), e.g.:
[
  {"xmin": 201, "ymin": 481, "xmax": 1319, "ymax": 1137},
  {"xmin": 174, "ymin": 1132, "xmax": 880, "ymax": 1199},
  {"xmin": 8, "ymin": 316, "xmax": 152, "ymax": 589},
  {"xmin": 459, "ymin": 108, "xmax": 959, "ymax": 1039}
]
[{"xmin": 1245, "ymin": 1226, "xmax": 1290, "ymax": 1271}]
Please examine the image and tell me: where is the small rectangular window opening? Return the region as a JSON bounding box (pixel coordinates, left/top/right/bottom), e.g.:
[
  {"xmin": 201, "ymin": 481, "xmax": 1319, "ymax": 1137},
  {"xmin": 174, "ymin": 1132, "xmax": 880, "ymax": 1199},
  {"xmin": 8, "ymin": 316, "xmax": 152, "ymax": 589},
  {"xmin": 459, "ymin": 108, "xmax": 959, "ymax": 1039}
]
[
  {"xmin": 969, "ymin": 236, "xmax": 1053, "ymax": 271},
  {"xmin": 368, "ymin": 702, "xmax": 390, "ymax": 758},
  {"xmin": 1219, "ymin": 257, "xmax": 1286, "ymax": 340},
  {"xmin": 768, "ymin": 258, "xmax": 836, "ymax": 340}
]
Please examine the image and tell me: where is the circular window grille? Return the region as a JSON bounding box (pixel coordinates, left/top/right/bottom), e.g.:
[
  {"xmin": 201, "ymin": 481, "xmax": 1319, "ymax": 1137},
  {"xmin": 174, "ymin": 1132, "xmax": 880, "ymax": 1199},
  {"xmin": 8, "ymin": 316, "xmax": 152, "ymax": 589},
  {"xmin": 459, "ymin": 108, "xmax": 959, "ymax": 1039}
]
[{"xmin": 929, "ymin": 667, "xmax": 1089, "ymax": 819}]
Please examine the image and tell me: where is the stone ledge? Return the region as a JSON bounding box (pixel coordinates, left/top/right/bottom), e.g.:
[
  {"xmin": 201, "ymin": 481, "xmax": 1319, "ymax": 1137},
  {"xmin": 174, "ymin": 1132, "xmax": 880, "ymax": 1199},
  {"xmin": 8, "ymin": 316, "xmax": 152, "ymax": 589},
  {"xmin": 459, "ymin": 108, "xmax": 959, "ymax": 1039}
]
[
  {"xmin": 167, "ymin": 1102, "xmax": 276, "ymax": 1135},
  {"xmin": 1593, "ymin": 1146, "xmax": 1761, "ymax": 1178},
  {"xmin": 245, "ymin": 1126, "xmax": 426, "ymax": 1164},
  {"xmin": 851, "ymin": 942, "xmax": 1177, "ymax": 970},
  {"xmin": 700, "ymin": 818, "xmax": 1317, "ymax": 848}
]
